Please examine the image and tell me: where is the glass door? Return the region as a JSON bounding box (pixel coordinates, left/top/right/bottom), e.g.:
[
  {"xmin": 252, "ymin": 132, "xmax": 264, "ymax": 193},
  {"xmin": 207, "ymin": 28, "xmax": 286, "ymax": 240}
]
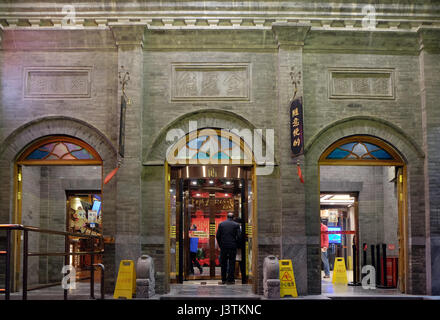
[
  {"xmin": 187, "ymin": 188, "xmax": 212, "ymax": 279},
  {"xmin": 184, "ymin": 179, "xmax": 237, "ymax": 280},
  {"xmin": 169, "ymin": 165, "xmax": 253, "ymax": 284}
]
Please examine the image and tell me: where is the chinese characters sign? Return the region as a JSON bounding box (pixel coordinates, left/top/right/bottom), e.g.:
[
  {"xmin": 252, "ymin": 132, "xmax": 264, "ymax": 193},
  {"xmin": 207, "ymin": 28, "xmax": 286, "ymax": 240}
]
[{"xmin": 290, "ymin": 98, "xmax": 304, "ymax": 157}]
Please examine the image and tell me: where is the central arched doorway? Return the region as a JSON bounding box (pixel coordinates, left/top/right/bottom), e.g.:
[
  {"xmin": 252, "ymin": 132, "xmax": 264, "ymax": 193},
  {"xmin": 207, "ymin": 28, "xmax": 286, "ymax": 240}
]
[
  {"xmin": 165, "ymin": 128, "xmax": 256, "ymax": 285},
  {"xmin": 318, "ymin": 135, "xmax": 407, "ymax": 293}
]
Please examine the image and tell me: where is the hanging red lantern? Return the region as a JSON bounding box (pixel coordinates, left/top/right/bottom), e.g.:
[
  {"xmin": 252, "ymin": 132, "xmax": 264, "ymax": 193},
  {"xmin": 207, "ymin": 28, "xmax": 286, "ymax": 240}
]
[
  {"xmin": 104, "ymin": 167, "xmax": 119, "ymax": 185},
  {"xmin": 297, "ymin": 162, "xmax": 304, "ymax": 184}
]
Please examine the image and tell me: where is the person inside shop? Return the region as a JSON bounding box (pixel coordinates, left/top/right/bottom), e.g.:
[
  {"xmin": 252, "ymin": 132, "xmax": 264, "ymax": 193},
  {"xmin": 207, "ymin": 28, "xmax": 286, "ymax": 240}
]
[
  {"xmin": 216, "ymin": 212, "xmax": 241, "ymax": 284},
  {"xmin": 189, "ymin": 224, "xmax": 203, "ymax": 275},
  {"xmin": 321, "ymin": 221, "xmax": 331, "ymax": 279}
]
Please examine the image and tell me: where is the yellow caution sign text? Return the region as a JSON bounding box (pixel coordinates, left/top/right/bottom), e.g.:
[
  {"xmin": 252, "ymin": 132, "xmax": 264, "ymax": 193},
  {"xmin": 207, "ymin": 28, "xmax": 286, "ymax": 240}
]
[
  {"xmin": 279, "ymin": 259, "xmax": 298, "ymax": 298},
  {"xmin": 332, "ymin": 257, "xmax": 348, "ymax": 285},
  {"xmin": 113, "ymin": 260, "xmax": 136, "ymax": 299}
]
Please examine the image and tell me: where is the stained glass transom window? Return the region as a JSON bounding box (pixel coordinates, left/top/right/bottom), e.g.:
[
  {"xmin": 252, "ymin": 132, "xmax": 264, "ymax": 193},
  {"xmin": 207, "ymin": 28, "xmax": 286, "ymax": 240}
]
[
  {"xmin": 25, "ymin": 141, "xmax": 95, "ymax": 161},
  {"xmin": 326, "ymin": 141, "xmax": 393, "ymax": 160},
  {"xmin": 175, "ymin": 134, "xmax": 251, "ymax": 161}
]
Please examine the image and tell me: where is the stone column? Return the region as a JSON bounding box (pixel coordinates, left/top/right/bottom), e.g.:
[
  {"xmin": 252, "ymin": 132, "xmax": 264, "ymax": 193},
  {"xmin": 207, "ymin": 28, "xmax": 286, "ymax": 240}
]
[
  {"xmin": 418, "ymin": 27, "xmax": 440, "ymax": 295},
  {"xmin": 110, "ymin": 25, "xmax": 145, "ymax": 286},
  {"xmin": 272, "ymin": 23, "xmax": 311, "ymax": 295}
]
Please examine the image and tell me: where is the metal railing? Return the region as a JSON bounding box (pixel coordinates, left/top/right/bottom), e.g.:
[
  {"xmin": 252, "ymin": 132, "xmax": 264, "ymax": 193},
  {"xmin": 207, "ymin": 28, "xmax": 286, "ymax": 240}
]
[{"xmin": 0, "ymin": 224, "xmax": 104, "ymax": 300}]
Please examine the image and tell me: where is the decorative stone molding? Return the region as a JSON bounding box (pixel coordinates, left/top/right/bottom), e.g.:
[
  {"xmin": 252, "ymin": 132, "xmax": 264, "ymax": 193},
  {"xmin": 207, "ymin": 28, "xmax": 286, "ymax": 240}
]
[
  {"xmin": 144, "ymin": 109, "xmax": 267, "ymax": 163},
  {"xmin": 304, "ymin": 115, "xmax": 424, "ymax": 159},
  {"xmin": 418, "ymin": 27, "xmax": 440, "ymax": 53},
  {"xmin": 110, "ymin": 25, "xmax": 146, "ymax": 47},
  {"xmin": 328, "ymin": 68, "xmax": 395, "ymax": 100},
  {"xmin": 0, "ymin": 17, "xmax": 435, "ymax": 32},
  {"xmin": 171, "ymin": 63, "xmax": 251, "ymax": 101},
  {"xmin": 0, "ymin": 18, "xmax": 436, "ymax": 53},
  {"xmin": 0, "ymin": 116, "xmax": 117, "ymax": 161},
  {"xmin": 0, "ymin": 0, "xmax": 438, "ymax": 34},
  {"xmin": 23, "ymin": 66, "xmax": 92, "ymax": 99},
  {"xmin": 272, "ymin": 22, "xmax": 311, "ymax": 47}
]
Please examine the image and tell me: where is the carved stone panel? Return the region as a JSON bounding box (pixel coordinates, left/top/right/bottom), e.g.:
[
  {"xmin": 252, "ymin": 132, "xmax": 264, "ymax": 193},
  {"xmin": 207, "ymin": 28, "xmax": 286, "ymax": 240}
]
[
  {"xmin": 171, "ymin": 63, "xmax": 250, "ymax": 101},
  {"xmin": 328, "ymin": 68, "xmax": 395, "ymax": 100},
  {"xmin": 24, "ymin": 67, "xmax": 92, "ymax": 99}
]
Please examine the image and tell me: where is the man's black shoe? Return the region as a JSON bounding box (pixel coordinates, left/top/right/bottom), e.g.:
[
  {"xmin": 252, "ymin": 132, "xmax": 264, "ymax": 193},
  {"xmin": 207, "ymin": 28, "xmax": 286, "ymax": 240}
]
[{"xmin": 226, "ymin": 280, "xmax": 235, "ymax": 285}]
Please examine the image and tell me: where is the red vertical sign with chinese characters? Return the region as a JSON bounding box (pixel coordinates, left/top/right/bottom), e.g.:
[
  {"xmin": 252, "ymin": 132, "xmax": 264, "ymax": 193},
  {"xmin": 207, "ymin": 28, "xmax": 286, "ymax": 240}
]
[{"xmin": 290, "ymin": 97, "xmax": 304, "ymax": 157}]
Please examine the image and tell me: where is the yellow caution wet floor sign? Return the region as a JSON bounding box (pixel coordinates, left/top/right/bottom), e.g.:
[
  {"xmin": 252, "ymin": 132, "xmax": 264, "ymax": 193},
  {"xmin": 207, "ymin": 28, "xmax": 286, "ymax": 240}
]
[
  {"xmin": 332, "ymin": 257, "xmax": 348, "ymax": 285},
  {"xmin": 279, "ymin": 259, "xmax": 298, "ymax": 298},
  {"xmin": 114, "ymin": 260, "xmax": 136, "ymax": 299}
]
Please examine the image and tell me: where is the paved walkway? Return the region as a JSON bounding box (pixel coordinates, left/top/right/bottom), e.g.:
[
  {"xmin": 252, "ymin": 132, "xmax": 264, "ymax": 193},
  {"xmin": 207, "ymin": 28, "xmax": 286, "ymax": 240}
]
[
  {"xmin": 2, "ymin": 280, "xmax": 439, "ymax": 300},
  {"xmin": 4, "ymin": 282, "xmax": 106, "ymax": 300}
]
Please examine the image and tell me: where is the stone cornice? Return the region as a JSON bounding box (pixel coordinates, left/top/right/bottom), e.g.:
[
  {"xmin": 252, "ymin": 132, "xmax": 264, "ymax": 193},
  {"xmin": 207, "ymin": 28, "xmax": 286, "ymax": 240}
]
[
  {"xmin": 1, "ymin": 23, "xmax": 436, "ymax": 53},
  {"xmin": 0, "ymin": 1, "xmax": 438, "ymax": 54},
  {"xmin": 0, "ymin": 17, "xmax": 437, "ymax": 33},
  {"xmin": 0, "ymin": 1, "xmax": 439, "ymax": 32},
  {"xmin": 0, "ymin": 1, "xmax": 439, "ymax": 17}
]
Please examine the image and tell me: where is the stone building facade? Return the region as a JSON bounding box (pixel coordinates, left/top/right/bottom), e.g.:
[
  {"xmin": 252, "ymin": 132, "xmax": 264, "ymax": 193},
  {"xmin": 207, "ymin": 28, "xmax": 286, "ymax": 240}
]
[{"xmin": 0, "ymin": 1, "xmax": 439, "ymax": 296}]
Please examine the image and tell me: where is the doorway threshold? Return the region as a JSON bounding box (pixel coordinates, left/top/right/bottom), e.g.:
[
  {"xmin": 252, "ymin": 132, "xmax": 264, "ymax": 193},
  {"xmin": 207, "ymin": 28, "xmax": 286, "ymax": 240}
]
[{"xmin": 161, "ymin": 282, "xmax": 260, "ymax": 300}]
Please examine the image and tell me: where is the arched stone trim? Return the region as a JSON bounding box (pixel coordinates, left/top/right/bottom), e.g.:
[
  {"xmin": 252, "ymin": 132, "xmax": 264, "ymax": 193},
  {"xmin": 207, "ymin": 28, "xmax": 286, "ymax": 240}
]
[
  {"xmin": 304, "ymin": 116, "xmax": 424, "ymax": 163},
  {"xmin": 304, "ymin": 116, "xmax": 427, "ymax": 295},
  {"xmin": 145, "ymin": 109, "xmax": 273, "ymax": 163},
  {"xmin": 0, "ymin": 116, "xmax": 117, "ymax": 162}
]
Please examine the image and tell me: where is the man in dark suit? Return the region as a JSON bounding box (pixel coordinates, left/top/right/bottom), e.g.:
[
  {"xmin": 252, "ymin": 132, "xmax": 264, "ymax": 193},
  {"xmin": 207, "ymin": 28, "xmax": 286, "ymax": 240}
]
[{"xmin": 216, "ymin": 212, "xmax": 241, "ymax": 284}]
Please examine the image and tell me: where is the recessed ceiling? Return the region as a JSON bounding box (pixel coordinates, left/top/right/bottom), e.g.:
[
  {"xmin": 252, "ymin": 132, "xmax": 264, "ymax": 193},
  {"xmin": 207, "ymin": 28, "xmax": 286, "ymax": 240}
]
[{"xmin": 320, "ymin": 194, "xmax": 355, "ymax": 206}]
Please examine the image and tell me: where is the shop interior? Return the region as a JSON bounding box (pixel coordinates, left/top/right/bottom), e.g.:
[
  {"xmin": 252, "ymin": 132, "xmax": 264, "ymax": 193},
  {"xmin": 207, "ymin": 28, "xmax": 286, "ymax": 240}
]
[
  {"xmin": 66, "ymin": 191, "xmax": 103, "ymax": 281},
  {"xmin": 320, "ymin": 193, "xmax": 357, "ymax": 283},
  {"xmin": 320, "ymin": 165, "xmax": 401, "ymax": 293}
]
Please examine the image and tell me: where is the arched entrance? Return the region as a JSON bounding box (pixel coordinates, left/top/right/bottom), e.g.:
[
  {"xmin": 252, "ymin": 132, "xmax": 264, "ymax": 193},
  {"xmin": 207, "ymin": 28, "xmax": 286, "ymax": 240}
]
[
  {"xmin": 165, "ymin": 128, "xmax": 257, "ymax": 285},
  {"xmin": 318, "ymin": 135, "xmax": 407, "ymax": 292},
  {"xmin": 13, "ymin": 135, "xmax": 104, "ymax": 289}
]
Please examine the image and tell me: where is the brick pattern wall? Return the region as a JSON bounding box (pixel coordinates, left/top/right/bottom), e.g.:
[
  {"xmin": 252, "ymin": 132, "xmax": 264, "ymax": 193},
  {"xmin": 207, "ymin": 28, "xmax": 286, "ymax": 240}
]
[
  {"xmin": 21, "ymin": 166, "xmax": 41, "ymax": 286},
  {"xmin": 420, "ymin": 48, "xmax": 440, "ymax": 295},
  {"xmin": 0, "ymin": 23, "xmax": 438, "ymax": 296}
]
